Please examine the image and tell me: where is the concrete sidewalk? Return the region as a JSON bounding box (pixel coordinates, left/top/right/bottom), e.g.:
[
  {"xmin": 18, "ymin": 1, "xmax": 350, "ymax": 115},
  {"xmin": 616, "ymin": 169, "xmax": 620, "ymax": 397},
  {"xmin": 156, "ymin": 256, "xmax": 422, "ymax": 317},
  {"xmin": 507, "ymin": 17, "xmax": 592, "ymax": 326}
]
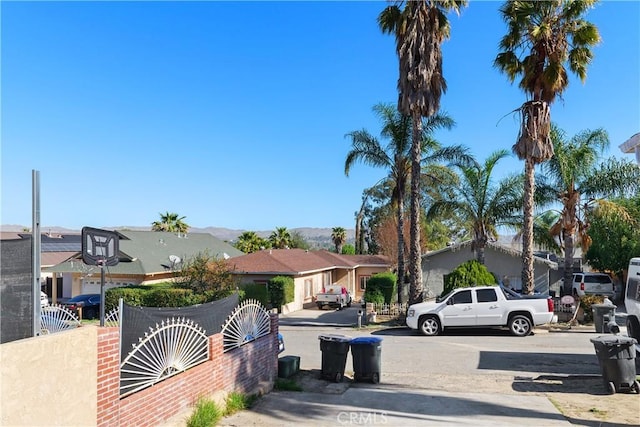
[{"xmin": 219, "ymin": 385, "xmax": 570, "ymax": 426}]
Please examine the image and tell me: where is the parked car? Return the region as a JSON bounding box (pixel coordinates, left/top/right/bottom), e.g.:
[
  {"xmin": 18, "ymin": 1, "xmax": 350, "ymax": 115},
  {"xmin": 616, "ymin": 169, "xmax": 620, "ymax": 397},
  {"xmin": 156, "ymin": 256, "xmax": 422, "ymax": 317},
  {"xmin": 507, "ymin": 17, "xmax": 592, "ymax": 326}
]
[
  {"xmin": 406, "ymin": 285, "xmax": 554, "ymax": 337},
  {"xmin": 572, "ymin": 272, "xmax": 615, "ymax": 298},
  {"xmin": 315, "ymin": 284, "xmax": 352, "ymax": 310},
  {"xmin": 40, "ymin": 291, "xmax": 49, "ymax": 307},
  {"xmin": 59, "ymin": 294, "xmax": 101, "ymax": 319},
  {"xmin": 277, "ymin": 333, "xmax": 285, "ymax": 354},
  {"xmin": 624, "ymin": 258, "xmax": 640, "ymax": 347}
]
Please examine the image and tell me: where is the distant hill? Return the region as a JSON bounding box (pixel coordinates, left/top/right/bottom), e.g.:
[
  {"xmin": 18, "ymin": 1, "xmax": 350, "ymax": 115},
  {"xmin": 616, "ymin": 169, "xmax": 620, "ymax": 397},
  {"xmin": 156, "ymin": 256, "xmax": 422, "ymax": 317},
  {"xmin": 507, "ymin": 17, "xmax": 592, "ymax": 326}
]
[{"xmin": 0, "ymin": 224, "xmax": 355, "ymax": 247}]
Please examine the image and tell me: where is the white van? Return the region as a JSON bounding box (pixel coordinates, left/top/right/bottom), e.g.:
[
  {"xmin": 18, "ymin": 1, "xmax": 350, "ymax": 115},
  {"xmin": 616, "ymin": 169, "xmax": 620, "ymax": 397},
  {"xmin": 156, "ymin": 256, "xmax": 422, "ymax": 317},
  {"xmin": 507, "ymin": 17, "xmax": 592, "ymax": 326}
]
[{"xmin": 624, "ymin": 258, "xmax": 640, "ymax": 348}]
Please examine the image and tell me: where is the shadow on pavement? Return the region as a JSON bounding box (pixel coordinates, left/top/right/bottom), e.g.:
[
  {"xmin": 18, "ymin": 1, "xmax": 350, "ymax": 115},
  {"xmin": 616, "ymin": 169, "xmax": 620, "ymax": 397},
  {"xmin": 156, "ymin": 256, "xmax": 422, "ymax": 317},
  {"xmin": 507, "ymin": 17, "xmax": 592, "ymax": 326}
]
[{"xmin": 478, "ymin": 351, "xmax": 601, "ymax": 376}]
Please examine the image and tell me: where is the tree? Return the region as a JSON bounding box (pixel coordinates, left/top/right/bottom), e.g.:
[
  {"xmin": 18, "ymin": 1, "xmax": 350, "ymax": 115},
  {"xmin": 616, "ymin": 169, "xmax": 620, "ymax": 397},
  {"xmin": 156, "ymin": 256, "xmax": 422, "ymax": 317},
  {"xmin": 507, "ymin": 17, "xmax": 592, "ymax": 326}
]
[
  {"xmin": 331, "ymin": 227, "xmax": 347, "ymax": 254},
  {"xmin": 586, "ymin": 196, "xmax": 640, "ymax": 282},
  {"xmin": 495, "ymin": 0, "xmax": 601, "ymax": 294},
  {"xmin": 341, "ymin": 244, "xmax": 356, "ymax": 255},
  {"xmin": 151, "ymin": 211, "xmax": 189, "ymax": 233},
  {"xmin": 174, "ymin": 251, "xmax": 237, "ymax": 295},
  {"xmin": 538, "ymin": 125, "xmax": 640, "ymax": 293},
  {"xmin": 269, "ymin": 227, "xmax": 291, "ymax": 249},
  {"xmin": 379, "ymin": 0, "xmax": 467, "ymax": 304},
  {"xmin": 234, "ymin": 231, "xmax": 269, "ymax": 254},
  {"xmin": 428, "ymin": 150, "xmax": 523, "ymax": 265},
  {"xmin": 345, "ymin": 103, "xmax": 464, "ymax": 302},
  {"xmin": 289, "ymin": 231, "xmax": 311, "ymax": 250}
]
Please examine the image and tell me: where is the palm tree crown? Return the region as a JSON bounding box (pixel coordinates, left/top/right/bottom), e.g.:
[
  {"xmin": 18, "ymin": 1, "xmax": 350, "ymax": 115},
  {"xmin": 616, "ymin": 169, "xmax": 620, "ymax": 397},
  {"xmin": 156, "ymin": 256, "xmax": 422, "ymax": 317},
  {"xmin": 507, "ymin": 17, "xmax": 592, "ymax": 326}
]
[
  {"xmin": 331, "ymin": 227, "xmax": 347, "ymax": 254},
  {"xmin": 151, "ymin": 212, "xmax": 189, "ymax": 233},
  {"xmin": 269, "ymin": 227, "xmax": 292, "ymax": 249}
]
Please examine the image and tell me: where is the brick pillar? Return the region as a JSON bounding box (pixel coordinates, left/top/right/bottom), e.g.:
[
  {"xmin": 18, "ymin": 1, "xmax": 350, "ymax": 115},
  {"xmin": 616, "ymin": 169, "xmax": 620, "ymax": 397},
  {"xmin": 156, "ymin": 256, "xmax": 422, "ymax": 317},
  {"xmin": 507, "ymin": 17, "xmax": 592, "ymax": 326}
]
[{"xmin": 97, "ymin": 327, "xmax": 121, "ymax": 427}]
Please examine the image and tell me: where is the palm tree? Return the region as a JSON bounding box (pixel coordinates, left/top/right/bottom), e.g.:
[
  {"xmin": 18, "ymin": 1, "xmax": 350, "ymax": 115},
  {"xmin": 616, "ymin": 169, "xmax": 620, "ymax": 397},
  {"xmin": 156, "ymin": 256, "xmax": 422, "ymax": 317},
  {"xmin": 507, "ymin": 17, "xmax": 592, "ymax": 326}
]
[
  {"xmin": 269, "ymin": 227, "xmax": 291, "ymax": 249},
  {"xmin": 428, "ymin": 150, "xmax": 523, "ymax": 265},
  {"xmin": 345, "ymin": 103, "xmax": 465, "ymax": 303},
  {"xmin": 494, "ymin": 0, "xmax": 601, "ymax": 294},
  {"xmin": 234, "ymin": 231, "xmax": 269, "ymax": 254},
  {"xmin": 331, "ymin": 227, "xmax": 347, "ymax": 254},
  {"xmin": 151, "ymin": 212, "xmax": 189, "ymax": 233},
  {"xmin": 379, "ymin": 0, "xmax": 467, "ymax": 304},
  {"xmin": 538, "ymin": 125, "xmax": 640, "ymax": 293}
]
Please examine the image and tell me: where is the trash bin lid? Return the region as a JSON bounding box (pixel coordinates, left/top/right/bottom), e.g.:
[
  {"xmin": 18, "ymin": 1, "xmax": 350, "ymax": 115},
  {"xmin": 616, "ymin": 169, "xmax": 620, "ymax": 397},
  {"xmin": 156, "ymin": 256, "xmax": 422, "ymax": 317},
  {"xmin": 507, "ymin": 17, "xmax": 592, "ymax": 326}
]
[
  {"xmin": 592, "ymin": 303, "xmax": 616, "ymax": 308},
  {"xmin": 590, "ymin": 335, "xmax": 637, "ymax": 345},
  {"xmin": 318, "ymin": 334, "xmax": 352, "ymax": 342},
  {"xmin": 350, "ymin": 336, "xmax": 383, "ymax": 345}
]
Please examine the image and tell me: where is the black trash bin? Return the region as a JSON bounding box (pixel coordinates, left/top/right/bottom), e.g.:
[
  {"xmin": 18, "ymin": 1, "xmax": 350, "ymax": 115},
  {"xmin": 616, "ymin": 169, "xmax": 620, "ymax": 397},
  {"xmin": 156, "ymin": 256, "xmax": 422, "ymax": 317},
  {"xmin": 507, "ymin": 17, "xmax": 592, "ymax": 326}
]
[
  {"xmin": 318, "ymin": 334, "xmax": 351, "ymax": 382},
  {"xmin": 350, "ymin": 336, "xmax": 383, "ymax": 384},
  {"xmin": 590, "ymin": 335, "xmax": 640, "ymax": 394},
  {"xmin": 592, "ymin": 303, "xmax": 616, "ymax": 333}
]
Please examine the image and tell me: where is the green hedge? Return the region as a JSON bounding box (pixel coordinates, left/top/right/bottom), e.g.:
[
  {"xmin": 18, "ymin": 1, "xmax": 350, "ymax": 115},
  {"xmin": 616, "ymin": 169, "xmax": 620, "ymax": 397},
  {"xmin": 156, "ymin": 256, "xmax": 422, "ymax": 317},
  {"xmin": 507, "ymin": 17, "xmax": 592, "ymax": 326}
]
[
  {"xmin": 364, "ymin": 272, "xmax": 397, "ymax": 304},
  {"xmin": 268, "ymin": 276, "xmax": 294, "ymax": 312},
  {"xmin": 442, "ymin": 260, "xmax": 496, "ymax": 296},
  {"xmin": 105, "ymin": 285, "xmax": 237, "ymax": 310},
  {"xmin": 241, "ymin": 283, "xmax": 270, "ymax": 307}
]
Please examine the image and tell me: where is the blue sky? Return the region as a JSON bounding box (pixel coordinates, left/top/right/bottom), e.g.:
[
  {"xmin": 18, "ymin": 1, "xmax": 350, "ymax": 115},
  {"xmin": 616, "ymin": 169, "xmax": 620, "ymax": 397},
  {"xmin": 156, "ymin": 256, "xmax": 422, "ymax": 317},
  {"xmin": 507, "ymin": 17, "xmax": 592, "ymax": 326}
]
[{"xmin": 2, "ymin": 1, "xmax": 638, "ymax": 232}]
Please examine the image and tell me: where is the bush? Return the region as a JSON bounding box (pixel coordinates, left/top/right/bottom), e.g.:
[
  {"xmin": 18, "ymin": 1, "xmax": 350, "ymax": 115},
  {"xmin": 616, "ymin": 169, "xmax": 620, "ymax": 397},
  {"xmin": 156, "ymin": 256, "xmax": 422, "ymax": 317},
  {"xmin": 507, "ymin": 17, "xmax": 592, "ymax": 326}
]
[
  {"xmin": 241, "ymin": 283, "xmax": 269, "ymax": 306},
  {"xmin": 442, "ymin": 260, "xmax": 496, "ymax": 296},
  {"xmin": 579, "ymin": 294, "xmax": 605, "ymax": 323},
  {"xmin": 268, "ymin": 276, "xmax": 294, "ymax": 312},
  {"xmin": 363, "ymin": 272, "xmax": 397, "ymax": 304},
  {"xmin": 105, "ymin": 284, "xmax": 238, "ymax": 310},
  {"xmin": 341, "ymin": 244, "xmax": 356, "ymax": 255}
]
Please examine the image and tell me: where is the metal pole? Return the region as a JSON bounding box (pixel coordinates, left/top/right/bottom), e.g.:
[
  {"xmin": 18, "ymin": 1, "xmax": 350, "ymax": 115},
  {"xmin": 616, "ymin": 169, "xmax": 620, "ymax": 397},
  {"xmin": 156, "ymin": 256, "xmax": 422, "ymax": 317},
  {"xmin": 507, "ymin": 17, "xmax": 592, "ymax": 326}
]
[
  {"xmin": 100, "ymin": 266, "xmax": 106, "ymax": 327},
  {"xmin": 32, "ymin": 170, "xmax": 41, "ymax": 337}
]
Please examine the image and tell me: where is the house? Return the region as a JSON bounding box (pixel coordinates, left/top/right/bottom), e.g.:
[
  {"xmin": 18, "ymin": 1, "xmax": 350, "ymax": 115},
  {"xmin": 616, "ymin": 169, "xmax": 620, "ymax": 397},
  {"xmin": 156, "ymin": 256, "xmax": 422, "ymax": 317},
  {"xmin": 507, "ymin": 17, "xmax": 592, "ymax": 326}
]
[
  {"xmin": 619, "ymin": 132, "xmax": 640, "ymax": 164},
  {"xmin": 44, "ymin": 230, "xmax": 243, "ymax": 301},
  {"xmin": 422, "ymin": 241, "xmax": 558, "ymax": 298},
  {"xmin": 228, "ymin": 249, "xmax": 391, "ymax": 313}
]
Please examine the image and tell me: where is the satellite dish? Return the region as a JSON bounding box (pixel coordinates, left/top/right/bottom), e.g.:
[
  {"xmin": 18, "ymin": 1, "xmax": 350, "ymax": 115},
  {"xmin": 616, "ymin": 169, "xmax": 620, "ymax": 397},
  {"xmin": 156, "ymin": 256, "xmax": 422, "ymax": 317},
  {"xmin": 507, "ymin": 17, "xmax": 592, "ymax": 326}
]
[{"xmin": 169, "ymin": 255, "xmax": 181, "ymax": 264}]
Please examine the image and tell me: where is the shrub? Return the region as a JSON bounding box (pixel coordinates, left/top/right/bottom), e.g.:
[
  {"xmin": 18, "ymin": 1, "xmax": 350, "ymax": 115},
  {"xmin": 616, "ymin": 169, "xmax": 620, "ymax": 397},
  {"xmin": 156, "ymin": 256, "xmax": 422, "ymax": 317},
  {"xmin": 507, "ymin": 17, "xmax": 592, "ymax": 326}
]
[
  {"xmin": 579, "ymin": 294, "xmax": 605, "ymax": 323},
  {"xmin": 241, "ymin": 283, "xmax": 269, "ymax": 306},
  {"xmin": 363, "ymin": 272, "xmax": 397, "ymax": 304},
  {"xmin": 268, "ymin": 276, "xmax": 294, "ymax": 312},
  {"xmin": 105, "ymin": 284, "xmax": 237, "ymax": 310},
  {"xmin": 186, "ymin": 396, "xmax": 222, "ymax": 427},
  {"xmin": 174, "ymin": 251, "xmax": 238, "ymax": 294},
  {"xmin": 224, "ymin": 392, "xmax": 257, "ymax": 416},
  {"xmin": 341, "ymin": 244, "xmax": 356, "ymax": 255},
  {"xmin": 442, "ymin": 260, "xmax": 496, "ymax": 296}
]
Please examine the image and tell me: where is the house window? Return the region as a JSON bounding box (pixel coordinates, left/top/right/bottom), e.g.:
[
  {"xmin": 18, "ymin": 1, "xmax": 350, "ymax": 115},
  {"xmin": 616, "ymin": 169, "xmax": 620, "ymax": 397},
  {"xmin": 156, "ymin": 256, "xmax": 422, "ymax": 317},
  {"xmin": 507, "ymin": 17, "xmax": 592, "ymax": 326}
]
[
  {"xmin": 322, "ymin": 272, "xmax": 331, "ymax": 288},
  {"xmin": 304, "ymin": 279, "xmax": 313, "ymax": 299},
  {"xmin": 359, "ymin": 275, "xmax": 370, "ymax": 291}
]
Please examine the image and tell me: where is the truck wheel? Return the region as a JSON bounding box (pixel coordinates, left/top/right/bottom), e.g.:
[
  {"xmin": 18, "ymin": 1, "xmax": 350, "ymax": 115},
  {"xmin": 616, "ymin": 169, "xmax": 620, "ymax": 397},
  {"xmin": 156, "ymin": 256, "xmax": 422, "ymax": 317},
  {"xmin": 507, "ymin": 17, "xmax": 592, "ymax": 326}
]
[
  {"xmin": 419, "ymin": 316, "xmax": 441, "ymax": 336},
  {"xmin": 317, "ymin": 303, "xmax": 323, "ymax": 310},
  {"xmin": 509, "ymin": 315, "xmax": 533, "ymax": 337},
  {"xmin": 607, "ymin": 381, "xmax": 616, "ymax": 395},
  {"xmin": 632, "ymin": 380, "xmax": 640, "ymax": 394}
]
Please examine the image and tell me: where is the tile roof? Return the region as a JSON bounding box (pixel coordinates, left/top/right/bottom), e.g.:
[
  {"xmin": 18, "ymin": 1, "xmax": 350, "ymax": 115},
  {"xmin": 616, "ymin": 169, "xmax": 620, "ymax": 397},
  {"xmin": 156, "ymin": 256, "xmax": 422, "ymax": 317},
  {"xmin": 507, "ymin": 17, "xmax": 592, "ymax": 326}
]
[{"xmin": 228, "ymin": 249, "xmax": 390, "ymax": 275}]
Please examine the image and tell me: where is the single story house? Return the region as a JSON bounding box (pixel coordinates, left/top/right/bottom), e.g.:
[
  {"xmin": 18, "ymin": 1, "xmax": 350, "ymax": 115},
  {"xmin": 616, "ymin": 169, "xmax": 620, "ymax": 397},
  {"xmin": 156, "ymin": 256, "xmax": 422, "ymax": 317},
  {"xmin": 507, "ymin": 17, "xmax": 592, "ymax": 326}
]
[
  {"xmin": 228, "ymin": 249, "xmax": 391, "ymax": 313},
  {"xmin": 44, "ymin": 230, "xmax": 243, "ymax": 301},
  {"xmin": 422, "ymin": 240, "xmax": 559, "ymax": 298}
]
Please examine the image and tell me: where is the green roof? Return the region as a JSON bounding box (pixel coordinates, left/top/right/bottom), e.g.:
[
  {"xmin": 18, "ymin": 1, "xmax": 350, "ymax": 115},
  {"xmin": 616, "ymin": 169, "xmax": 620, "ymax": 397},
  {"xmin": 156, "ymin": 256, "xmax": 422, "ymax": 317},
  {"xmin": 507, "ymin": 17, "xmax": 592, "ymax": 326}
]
[{"xmin": 44, "ymin": 230, "xmax": 243, "ymax": 275}]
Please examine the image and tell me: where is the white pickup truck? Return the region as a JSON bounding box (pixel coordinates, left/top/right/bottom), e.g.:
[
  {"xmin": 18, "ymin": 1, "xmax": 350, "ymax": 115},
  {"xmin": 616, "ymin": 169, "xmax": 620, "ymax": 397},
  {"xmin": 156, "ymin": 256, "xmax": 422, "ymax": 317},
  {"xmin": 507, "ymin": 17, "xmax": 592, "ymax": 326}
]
[
  {"xmin": 315, "ymin": 285, "xmax": 352, "ymax": 310},
  {"xmin": 406, "ymin": 285, "xmax": 555, "ymax": 337}
]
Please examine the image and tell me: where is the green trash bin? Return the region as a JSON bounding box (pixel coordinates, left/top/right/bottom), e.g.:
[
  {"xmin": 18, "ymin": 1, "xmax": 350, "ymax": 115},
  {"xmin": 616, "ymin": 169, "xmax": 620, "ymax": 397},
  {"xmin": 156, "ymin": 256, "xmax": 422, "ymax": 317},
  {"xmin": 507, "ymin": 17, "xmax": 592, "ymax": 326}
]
[
  {"xmin": 350, "ymin": 336, "xmax": 383, "ymax": 384},
  {"xmin": 592, "ymin": 303, "xmax": 616, "ymax": 333},
  {"xmin": 318, "ymin": 334, "xmax": 351, "ymax": 382},
  {"xmin": 590, "ymin": 335, "xmax": 640, "ymax": 394}
]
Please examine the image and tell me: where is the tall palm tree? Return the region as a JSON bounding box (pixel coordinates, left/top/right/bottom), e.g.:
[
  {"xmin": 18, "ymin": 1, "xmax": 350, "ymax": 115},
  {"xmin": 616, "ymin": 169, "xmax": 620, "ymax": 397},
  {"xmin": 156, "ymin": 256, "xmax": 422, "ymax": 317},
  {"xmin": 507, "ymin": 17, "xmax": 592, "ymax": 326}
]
[
  {"xmin": 331, "ymin": 227, "xmax": 347, "ymax": 254},
  {"xmin": 234, "ymin": 231, "xmax": 269, "ymax": 254},
  {"xmin": 494, "ymin": 0, "xmax": 601, "ymax": 294},
  {"xmin": 379, "ymin": 0, "xmax": 467, "ymax": 304},
  {"xmin": 269, "ymin": 227, "xmax": 291, "ymax": 249},
  {"xmin": 345, "ymin": 103, "xmax": 464, "ymax": 303},
  {"xmin": 538, "ymin": 125, "xmax": 640, "ymax": 293},
  {"xmin": 428, "ymin": 150, "xmax": 523, "ymax": 264},
  {"xmin": 151, "ymin": 212, "xmax": 189, "ymax": 233}
]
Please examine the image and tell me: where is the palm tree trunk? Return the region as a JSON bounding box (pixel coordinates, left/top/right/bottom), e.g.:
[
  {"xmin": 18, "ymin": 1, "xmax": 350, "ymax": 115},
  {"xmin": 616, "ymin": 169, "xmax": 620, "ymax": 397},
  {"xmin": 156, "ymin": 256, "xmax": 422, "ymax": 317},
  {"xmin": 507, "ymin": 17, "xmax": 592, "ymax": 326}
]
[
  {"xmin": 409, "ymin": 113, "xmax": 423, "ymax": 304},
  {"xmin": 562, "ymin": 191, "xmax": 579, "ymax": 293},
  {"xmin": 396, "ymin": 196, "xmax": 405, "ymax": 304},
  {"xmin": 521, "ymin": 157, "xmax": 535, "ymax": 294}
]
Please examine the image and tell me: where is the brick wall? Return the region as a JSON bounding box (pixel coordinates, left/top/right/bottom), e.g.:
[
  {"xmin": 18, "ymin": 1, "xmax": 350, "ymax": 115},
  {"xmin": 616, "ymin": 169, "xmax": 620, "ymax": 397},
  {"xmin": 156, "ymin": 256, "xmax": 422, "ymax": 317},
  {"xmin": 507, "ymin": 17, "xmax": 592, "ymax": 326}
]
[{"xmin": 96, "ymin": 314, "xmax": 279, "ymax": 426}]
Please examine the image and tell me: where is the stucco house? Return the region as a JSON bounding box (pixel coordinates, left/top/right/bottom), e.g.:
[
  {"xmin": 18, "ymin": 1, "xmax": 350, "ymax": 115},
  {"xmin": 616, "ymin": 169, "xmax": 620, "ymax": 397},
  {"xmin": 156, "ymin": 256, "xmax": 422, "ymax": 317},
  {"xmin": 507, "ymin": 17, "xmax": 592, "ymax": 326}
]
[
  {"xmin": 44, "ymin": 230, "xmax": 243, "ymax": 301},
  {"xmin": 422, "ymin": 241, "xmax": 559, "ymax": 298},
  {"xmin": 228, "ymin": 249, "xmax": 390, "ymax": 313}
]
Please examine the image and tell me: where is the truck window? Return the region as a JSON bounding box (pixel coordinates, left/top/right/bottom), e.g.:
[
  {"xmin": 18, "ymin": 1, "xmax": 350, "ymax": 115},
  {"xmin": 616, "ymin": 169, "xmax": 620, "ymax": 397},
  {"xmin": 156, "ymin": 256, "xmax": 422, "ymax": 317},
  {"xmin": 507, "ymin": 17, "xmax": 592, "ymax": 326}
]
[
  {"xmin": 451, "ymin": 290, "xmax": 472, "ymax": 304},
  {"xmin": 627, "ymin": 277, "xmax": 640, "ymax": 302},
  {"xmin": 477, "ymin": 289, "xmax": 497, "ymax": 303}
]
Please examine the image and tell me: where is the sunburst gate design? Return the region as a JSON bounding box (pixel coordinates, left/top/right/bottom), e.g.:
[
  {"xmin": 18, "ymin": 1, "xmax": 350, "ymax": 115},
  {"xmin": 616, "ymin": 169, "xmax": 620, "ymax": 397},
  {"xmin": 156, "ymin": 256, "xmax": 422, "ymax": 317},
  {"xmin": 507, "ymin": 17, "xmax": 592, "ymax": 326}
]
[
  {"xmin": 221, "ymin": 299, "xmax": 271, "ymax": 352},
  {"xmin": 104, "ymin": 307, "xmax": 120, "ymax": 327},
  {"xmin": 40, "ymin": 305, "xmax": 81, "ymax": 334},
  {"xmin": 119, "ymin": 317, "xmax": 209, "ymax": 396}
]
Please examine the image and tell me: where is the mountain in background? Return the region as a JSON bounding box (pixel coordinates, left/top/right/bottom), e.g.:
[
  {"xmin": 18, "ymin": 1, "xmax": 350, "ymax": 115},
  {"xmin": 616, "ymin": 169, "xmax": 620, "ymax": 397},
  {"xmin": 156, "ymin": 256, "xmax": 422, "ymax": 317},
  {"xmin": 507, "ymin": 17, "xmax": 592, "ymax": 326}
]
[{"xmin": 0, "ymin": 224, "xmax": 355, "ymax": 248}]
